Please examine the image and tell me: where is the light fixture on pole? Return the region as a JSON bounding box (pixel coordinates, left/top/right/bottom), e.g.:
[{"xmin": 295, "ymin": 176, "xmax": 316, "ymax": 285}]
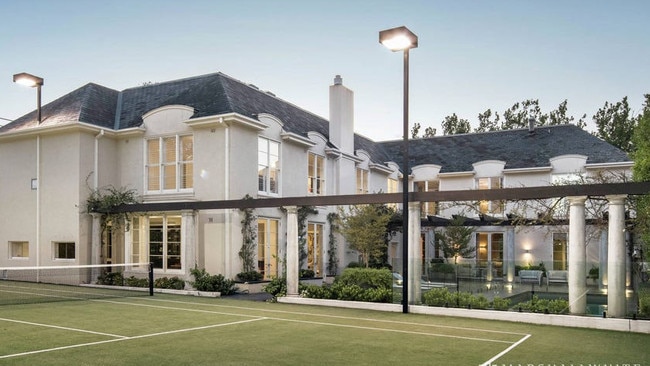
[
  {"xmin": 379, "ymin": 26, "xmax": 418, "ymax": 314},
  {"xmin": 13, "ymin": 72, "xmax": 44, "ymax": 123}
]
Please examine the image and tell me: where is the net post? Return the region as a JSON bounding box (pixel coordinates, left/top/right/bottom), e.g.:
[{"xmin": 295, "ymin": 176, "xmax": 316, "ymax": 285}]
[{"xmin": 148, "ymin": 262, "xmax": 154, "ymax": 296}]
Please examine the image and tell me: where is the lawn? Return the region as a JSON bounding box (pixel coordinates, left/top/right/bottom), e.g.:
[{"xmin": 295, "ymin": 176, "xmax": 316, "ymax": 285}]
[{"xmin": 0, "ymin": 293, "xmax": 648, "ymax": 365}]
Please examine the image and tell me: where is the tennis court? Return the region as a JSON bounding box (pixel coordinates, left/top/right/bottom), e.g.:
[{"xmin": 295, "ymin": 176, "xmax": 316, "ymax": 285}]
[{"xmin": 1, "ymin": 279, "xmax": 648, "ymax": 366}]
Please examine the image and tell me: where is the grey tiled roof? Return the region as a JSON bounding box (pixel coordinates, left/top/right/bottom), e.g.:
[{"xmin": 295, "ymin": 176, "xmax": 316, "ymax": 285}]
[
  {"xmin": 378, "ymin": 125, "xmax": 631, "ymax": 173},
  {"xmin": 1, "ymin": 83, "xmax": 118, "ymax": 132},
  {"xmin": 1, "ymin": 72, "xmax": 631, "ymax": 174}
]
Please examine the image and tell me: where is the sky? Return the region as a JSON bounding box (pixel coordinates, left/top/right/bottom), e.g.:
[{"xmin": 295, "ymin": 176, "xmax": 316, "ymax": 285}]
[{"xmin": 1, "ymin": 0, "xmax": 648, "ymax": 141}]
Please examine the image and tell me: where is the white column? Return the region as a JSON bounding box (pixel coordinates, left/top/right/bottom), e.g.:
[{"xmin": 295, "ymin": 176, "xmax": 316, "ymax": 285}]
[
  {"xmin": 606, "ymin": 195, "xmax": 627, "ymax": 318},
  {"xmin": 286, "ymin": 206, "xmax": 299, "ymax": 297},
  {"xmin": 599, "ymin": 229, "xmax": 608, "ymax": 289},
  {"xmin": 408, "ymin": 202, "xmax": 421, "ymax": 304},
  {"xmin": 90, "ymin": 213, "xmax": 102, "ymax": 281},
  {"xmin": 505, "ymin": 227, "xmax": 516, "ymax": 283},
  {"xmin": 182, "ymin": 210, "xmax": 197, "ymax": 274},
  {"xmin": 568, "ymin": 196, "xmax": 587, "ymax": 314}
]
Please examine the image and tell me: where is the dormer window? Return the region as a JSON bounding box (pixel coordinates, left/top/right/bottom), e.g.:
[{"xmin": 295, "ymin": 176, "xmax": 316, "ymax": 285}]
[
  {"xmin": 258, "ymin": 137, "xmax": 280, "ymax": 195},
  {"xmin": 308, "ymin": 153, "xmax": 325, "ymax": 195},
  {"xmin": 477, "ymin": 177, "xmax": 503, "ymax": 215},
  {"xmin": 146, "ymin": 135, "xmax": 193, "ymax": 193},
  {"xmin": 356, "ymin": 168, "xmax": 368, "ymax": 194},
  {"xmin": 415, "ymin": 180, "xmax": 439, "ymax": 217}
]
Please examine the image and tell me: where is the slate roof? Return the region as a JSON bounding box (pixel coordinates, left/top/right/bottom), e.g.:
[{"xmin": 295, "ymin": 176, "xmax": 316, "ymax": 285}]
[
  {"xmin": 378, "ymin": 125, "xmax": 631, "ymax": 173},
  {"xmin": 1, "ymin": 72, "xmax": 631, "ymax": 174}
]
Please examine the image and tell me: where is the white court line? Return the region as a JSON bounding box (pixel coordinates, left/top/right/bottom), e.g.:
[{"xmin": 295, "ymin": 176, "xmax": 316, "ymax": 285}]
[
  {"xmin": 479, "ymin": 334, "xmax": 532, "ymax": 366},
  {"xmin": 0, "ymin": 318, "xmax": 266, "ymax": 360},
  {"xmin": 136, "ymin": 297, "xmax": 529, "ymax": 336},
  {"xmin": 0, "ymin": 317, "xmax": 126, "ymax": 338},
  {"xmin": 275, "ymin": 317, "xmax": 514, "ymax": 344},
  {"xmin": 95, "ymin": 298, "xmax": 515, "ymax": 344}
]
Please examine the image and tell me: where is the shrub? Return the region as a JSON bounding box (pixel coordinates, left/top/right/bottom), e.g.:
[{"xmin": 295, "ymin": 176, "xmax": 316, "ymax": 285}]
[
  {"xmin": 125, "ymin": 276, "xmax": 149, "ymax": 288},
  {"xmin": 423, "ymin": 287, "xmax": 452, "ymax": 307},
  {"xmin": 517, "ymin": 295, "xmax": 568, "ymax": 314},
  {"xmin": 97, "ymin": 271, "xmax": 124, "ymax": 286},
  {"xmin": 336, "ymin": 268, "xmax": 392, "ymax": 290},
  {"xmin": 491, "ymin": 296, "xmax": 511, "ymax": 311},
  {"xmin": 639, "ymin": 288, "xmax": 650, "ymax": 318},
  {"xmin": 262, "ymin": 277, "xmax": 308, "ymax": 299},
  {"xmin": 300, "ymin": 269, "xmax": 315, "ymax": 279},
  {"xmin": 302, "ymin": 284, "xmax": 336, "ymax": 299},
  {"xmin": 236, "ymin": 271, "xmax": 263, "ymax": 282},
  {"xmin": 346, "ymin": 261, "xmax": 362, "ymax": 268},
  {"xmin": 189, "ymin": 267, "xmax": 237, "ymax": 295},
  {"xmin": 154, "ymin": 276, "xmax": 185, "ymax": 290},
  {"xmin": 264, "ymin": 277, "xmax": 288, "ymax": 297}
]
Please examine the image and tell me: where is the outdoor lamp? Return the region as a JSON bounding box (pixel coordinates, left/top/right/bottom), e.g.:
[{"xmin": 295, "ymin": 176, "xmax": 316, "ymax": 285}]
[
  {"xmin": 379, "ymin": 26, "xmax": 418, "ymax": 314},
  {"xmin": 13, "ymin": 72, "xmax": 44, "ymax": 123}
]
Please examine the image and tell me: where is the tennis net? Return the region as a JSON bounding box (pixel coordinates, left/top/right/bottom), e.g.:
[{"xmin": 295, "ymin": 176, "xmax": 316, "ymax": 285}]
[{"xmin": 0, "ymin": 263, "xmax": 154, "ymax": 306}]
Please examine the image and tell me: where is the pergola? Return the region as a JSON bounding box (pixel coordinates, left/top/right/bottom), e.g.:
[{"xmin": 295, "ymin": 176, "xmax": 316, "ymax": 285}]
[{"xmin": 109, "ymin": 181, "xmax": 650, "ymax": 316}]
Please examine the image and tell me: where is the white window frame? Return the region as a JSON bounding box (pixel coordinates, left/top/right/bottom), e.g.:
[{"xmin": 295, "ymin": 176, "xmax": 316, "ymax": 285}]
[
  {"xmin": 415, "ymin": 180, "xmax": 439, "ymax": 217},
  {"xmin": 356, "ymin": 168, "xmax": 369, "ymax": 194},
  {"xmin": 258, "ymin": 137, "xmax": 281, "ymax": 196},
  {"xmin": 308, "ymin": 153, "xmax": 325, "ymax": 196},
  {"xmin": 54, "ymin": 242, "xmax": 76, "ymax": 261},
  {"xmin": 130, "ymin": 215, "xmax": 183, "ymax": 273},
  {"xmin": 145, "ymin": 135, "xmax": 194, "ymax": 194},
  {"xmin": 477, "ymin": 177, "xmax": 504, "ymax": 215}
]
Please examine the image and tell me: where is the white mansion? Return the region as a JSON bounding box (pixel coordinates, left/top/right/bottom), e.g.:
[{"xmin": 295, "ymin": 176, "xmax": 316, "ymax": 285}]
[{"xmin": 0, "ymin": 72, "xmax": 635, "ymax": 315}]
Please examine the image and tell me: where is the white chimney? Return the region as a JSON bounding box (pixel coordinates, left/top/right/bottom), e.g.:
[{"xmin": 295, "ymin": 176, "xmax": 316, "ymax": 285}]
[
  {"xmin": 329, "ymin": 75, "xmax": 354, "ymax": 153},
  {"xmin": 528, "ymin": 116, "xmax": 536, "ymax": 133}
]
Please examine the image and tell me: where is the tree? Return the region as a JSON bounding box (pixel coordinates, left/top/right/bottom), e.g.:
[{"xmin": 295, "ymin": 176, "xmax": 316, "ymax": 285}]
[
  {"xmin": 411, "ymin": 122, "xmax": 436, "ymax": 138},
  {"xmin": 475, "ymin": 109, "xmax": 501, "ymax": 133},
  {"xmin": 338, "ymin": 204, "xmax": 395, "ymax": 267},
  {"xmin": 547, "ymin": 99, "xmax": 587, "ymax": 129},
  {"xmin": 435, "ymin": 215, "xmax": 475, "ymax": 264},
  {"xmin": 441, "ymin": 113, "xmax": 471, "ymax": 135},
  {"xmin": 632, "ymin": 94, "xmax": 650, "ymax": 258},
  {"xmin": 593, "ymin": 96, "xmax": 637, "ymax": 153},
  {"xmin": 501, "ymin": 99, "xmax": 542, "ymax": 130}
]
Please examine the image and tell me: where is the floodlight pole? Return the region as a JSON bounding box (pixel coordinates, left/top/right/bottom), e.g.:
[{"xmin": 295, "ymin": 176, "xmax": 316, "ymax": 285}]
[
  {"xmin": 401, "ymin": 48, "xmax": 411, "ymax": 314},
  {"xmin": 379, "ymin": 26, "xmax": 418, "ymax": 313}
]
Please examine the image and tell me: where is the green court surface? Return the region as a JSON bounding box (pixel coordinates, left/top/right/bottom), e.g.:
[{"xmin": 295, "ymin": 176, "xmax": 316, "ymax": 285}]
[{"xmin": 0, "ymin": 292, "xmax": 648, "ymax": 365}]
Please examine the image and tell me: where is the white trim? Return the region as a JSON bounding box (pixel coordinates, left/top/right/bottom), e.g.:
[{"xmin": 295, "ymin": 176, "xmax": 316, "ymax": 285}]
[
  {"xmin": 184, "ymin": 113, "xmax": 268, "ymax": 131},
  {"xmin": 585, "ymin": 161, "xmax": 634, "ymax": 170},
  {"xmin": 504, "ymin": 166, "xmax": 552, "ymax": 174},
  {"xmin": 281, "ymin": 132, "xmax": 316, "ymax": 147}
]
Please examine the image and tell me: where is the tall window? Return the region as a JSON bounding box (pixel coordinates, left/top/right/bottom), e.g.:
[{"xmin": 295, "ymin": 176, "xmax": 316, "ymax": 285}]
[
  {"xmin": 146, "ymin": 135, "xmax": 193, "ymax": 193},
  {"xmin": 387, "ymin": 178, "xmax": 398, "ymax": 209},
  {"xmin": 476, "ymin": 233, "xmax": 503, "ymax": 278},
  {"xmin": 307, "ymin": 223, "xmax": 323, "ymax": 276},
  {"xmin": 258, "ymin": 137, "xmax": 280, "ymax": 195},
  {"xmin": 356, "ymin": 168, "xmax": 368, "ymax": 194},
  {"xmin": 148, "ymin": 215, "xmax": 182, "ymax": 271},
  {"xmin": 258, "ymin": 218, "xmax": 279, "ymax": 279},
  {"xmin": 10, "ymin": 241, "xmax": 29, "ymax": 259},
  {"xmin": 308, "ymin": 153, "xmax": 325, "ymax": 195},
  {"xmin": 54, "ymin": 242, "xmax": 75, "ymax": 260},
  {"xmin": 415, "ymin": 180, "xmax": 439, "ymax": 217},
  {"xmin": 552, "ymin": 232, "xmax": 568, "ymax": 270},
  {"xmin": 477, "ymin": 177, "xmax": 504, "ymax": 214}
]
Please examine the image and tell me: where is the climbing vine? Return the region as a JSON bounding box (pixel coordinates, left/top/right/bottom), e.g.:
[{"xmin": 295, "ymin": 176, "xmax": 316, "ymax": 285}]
[
  {"xmin": 297, "ymin": 206, "xmax": 318, "ymax": 269},
  {"xmin": 327, "ymin": 212, "xmax": 339, "ymax": 276},
  {"xmin": 85, "ymin": 185, "xmax": 140, "ymax": 233},
  {"xmin": 239, "ymin": 194, "xmax": 257, "ymax": 273}
]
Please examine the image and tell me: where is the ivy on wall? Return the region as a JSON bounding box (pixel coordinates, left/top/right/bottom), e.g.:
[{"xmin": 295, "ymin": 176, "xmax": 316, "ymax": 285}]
[{"xmin": 239, "ymin": 195, "xmax": 257, "ymax": 273}]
